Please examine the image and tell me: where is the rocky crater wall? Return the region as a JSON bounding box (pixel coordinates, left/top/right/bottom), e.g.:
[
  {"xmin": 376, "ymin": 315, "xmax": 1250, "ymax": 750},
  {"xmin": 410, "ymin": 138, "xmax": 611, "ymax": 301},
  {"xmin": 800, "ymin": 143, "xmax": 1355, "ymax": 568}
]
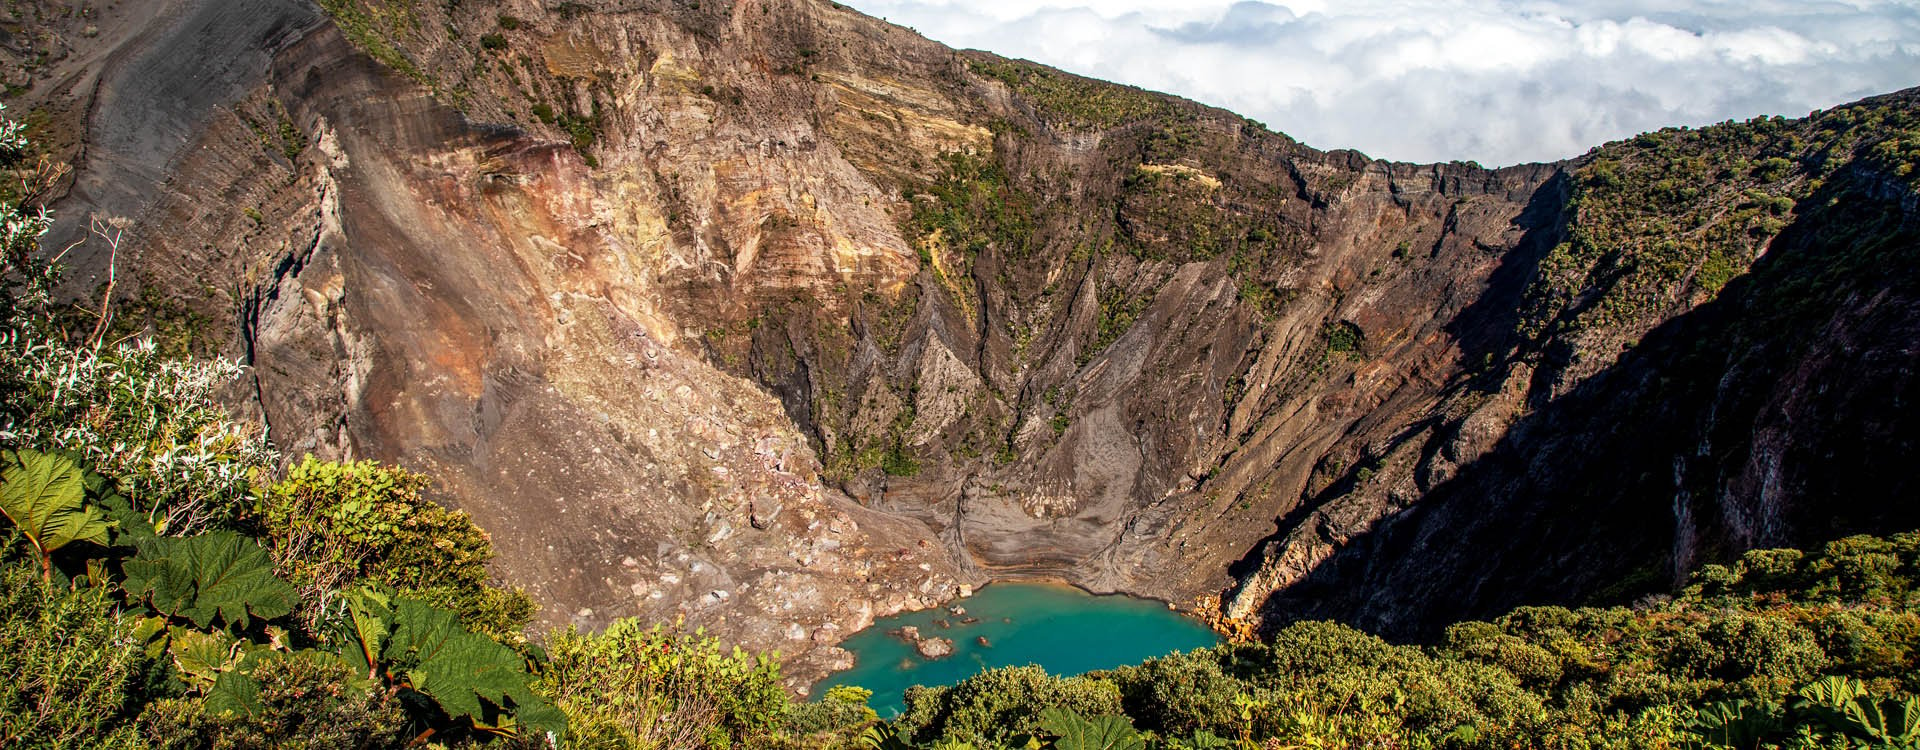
[{"xmin": 18, "ymin": 0, "xmax": 1920, "ymax": 682}]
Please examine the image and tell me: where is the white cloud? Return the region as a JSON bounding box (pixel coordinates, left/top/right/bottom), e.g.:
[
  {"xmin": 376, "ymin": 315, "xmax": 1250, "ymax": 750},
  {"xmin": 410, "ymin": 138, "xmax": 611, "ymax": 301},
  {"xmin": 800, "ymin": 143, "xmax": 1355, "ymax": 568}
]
[{"xmin": 839, "ymin": 0, "xmax": 1920, "ymax": 165}]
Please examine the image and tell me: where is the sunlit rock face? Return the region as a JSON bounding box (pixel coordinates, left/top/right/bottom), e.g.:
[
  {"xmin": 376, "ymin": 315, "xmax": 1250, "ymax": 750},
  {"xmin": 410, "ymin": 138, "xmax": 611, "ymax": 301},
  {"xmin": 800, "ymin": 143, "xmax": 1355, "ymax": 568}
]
[{"xmin": 27, "ymin": 0, "xmax": 1919, "ymax": 684}]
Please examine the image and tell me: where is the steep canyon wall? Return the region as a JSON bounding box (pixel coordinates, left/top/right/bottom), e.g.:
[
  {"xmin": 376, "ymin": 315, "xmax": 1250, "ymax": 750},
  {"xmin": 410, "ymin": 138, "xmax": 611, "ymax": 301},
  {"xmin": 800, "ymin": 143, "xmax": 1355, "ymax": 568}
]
[{"xmin": 13, "ymin": 0, "xmax": 1918, "ymax": 683}]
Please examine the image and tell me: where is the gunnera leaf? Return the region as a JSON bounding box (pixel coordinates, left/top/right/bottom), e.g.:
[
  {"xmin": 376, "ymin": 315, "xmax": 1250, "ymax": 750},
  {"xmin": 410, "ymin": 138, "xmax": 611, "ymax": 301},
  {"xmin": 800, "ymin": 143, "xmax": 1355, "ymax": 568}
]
[{"xmin": 123, "ymin": 530, "xmax": 298, "ymax": 630}]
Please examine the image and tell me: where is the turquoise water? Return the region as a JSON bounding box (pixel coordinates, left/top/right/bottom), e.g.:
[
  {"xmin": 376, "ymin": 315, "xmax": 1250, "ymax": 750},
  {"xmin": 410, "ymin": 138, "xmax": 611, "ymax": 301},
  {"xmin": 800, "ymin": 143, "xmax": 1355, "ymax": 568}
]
[{"xmin": 813, "ymin": 582, "xmax": 1221, "ymax": 715}]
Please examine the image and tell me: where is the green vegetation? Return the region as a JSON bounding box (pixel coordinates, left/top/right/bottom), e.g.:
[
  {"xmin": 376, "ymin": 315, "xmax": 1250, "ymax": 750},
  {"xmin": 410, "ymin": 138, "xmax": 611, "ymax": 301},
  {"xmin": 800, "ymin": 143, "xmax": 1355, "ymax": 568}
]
[
  {"xmin": 823, "ymin": 376, "xmax": 923, "ymax": 481},
  {"xmin": 1323, "ymin": 321, "xmax": 1363, "ymax": 360},
  {"xmin": 259, "ymin": 457, "xmax": 534, "ymax": 641},
  {"xmin": 1084, "ymin": 281, "xmax": 1149, "ymax": 365},
  {"xmin": 0, "ymin": 561, "xmax": 149, "ymax": 748},
  {"xmin": 881, "ymin": 443, "xmax": 923, "ymax": 477},
  {"xmin": 122, "ymin": 530, "xmax": 298, "ymax": 629},
  {"xmin": 1521, "ymin": 100, "xmax": 1920, "ymax": 340},
  {"xmin": 1115, "ymin": 165, "xmax": 1247, "ymax": 262},
  {"xmin": 237, "ymin": 100, "xmax": 306, "ymax": 162},
  {"xmin": 314, "ymin": 0, "xmax": 430, "ymax": 85},
  {"xmin": 967, "ymin": 58, "xmax": 1180, "ymax": 131},
  {"xmin": 541, "ymin": 620, "xmax": 787, "ymax": 748},
  {"xmin": 529, "ymin": 99, "xmax": 602, "ymax": 166},
  {"xmin": 0, "ymin": 449, "xmax": 113, "ymax": 580},
  {"xmin": 906, "ymin": 150, "xmax": 1037, "ymax": 263},
  {"xmin": 1234, "ymin": 277, "xmax": 1292, "ymax": 322},
  {"xmin": 277, "ymin": 111, "xmax": 308, "ymax": 161},
  {"xmin": 870, "ymin": 531, "xmax": 1920, "ymax": 749},
  {"xmin": 70, "ymin": 273, "xmax": 224, "ymax": 359}
]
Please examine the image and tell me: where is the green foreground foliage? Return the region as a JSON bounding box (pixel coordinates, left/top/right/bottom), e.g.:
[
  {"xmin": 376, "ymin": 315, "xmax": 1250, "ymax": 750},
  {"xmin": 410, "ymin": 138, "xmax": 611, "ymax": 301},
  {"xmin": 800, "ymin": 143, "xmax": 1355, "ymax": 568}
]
[{"xmin": 877, "ymin": 533, "xmax": 1920, "ymax": 750}]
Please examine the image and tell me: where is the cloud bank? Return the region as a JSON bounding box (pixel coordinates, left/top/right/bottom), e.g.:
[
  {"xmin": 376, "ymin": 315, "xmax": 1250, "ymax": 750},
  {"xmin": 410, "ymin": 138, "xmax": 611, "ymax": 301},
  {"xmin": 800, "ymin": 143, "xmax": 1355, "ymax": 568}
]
[{"xmin": 839, "ymin": 0, "xmax": 1920, "ymax": 165}]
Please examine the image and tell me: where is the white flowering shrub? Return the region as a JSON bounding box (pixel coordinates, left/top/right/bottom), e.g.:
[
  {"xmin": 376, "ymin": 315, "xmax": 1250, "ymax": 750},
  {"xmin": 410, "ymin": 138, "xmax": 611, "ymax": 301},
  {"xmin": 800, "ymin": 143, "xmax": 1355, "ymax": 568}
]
[
  {"xmin": 0, "ymin": 106, "xmax": 276, "ymax": 536},
  {"xmin": 0, "ymin": 103, "xmax": 27, "ymax": 158},
  {"xmin": 0, "ymin": 335, "xmax": 275, "ymax": 535},
  {"xmin": 2, "ymin": 104, "xmax": 54, "ymax": 322}
]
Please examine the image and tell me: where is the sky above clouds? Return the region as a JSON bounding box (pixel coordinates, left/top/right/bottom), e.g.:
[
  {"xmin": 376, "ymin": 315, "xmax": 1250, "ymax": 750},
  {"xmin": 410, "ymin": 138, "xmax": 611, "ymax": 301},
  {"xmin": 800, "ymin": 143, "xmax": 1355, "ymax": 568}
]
[{"xmin": 837, "ymin": 0, "xmax": 1920, "ymax": 166}]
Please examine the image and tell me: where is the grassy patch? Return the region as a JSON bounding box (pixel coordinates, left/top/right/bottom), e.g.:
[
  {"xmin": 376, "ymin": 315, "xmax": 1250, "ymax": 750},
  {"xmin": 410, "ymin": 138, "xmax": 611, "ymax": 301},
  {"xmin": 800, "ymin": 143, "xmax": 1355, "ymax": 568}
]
[{"xmin": 968, "ymin": 58, "xmax": 1181, "ymax": 131}]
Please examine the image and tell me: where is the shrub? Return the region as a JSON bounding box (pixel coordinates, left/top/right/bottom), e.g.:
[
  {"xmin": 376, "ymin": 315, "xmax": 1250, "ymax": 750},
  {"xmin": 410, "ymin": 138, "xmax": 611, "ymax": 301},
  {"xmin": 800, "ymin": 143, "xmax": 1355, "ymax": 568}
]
[
  {"xmin": 1751, "ymin": 157, "xmax": 1793, "ymax": 181},
  {"xmin": 1230, "ymin": 622, "xmax": 1545, "ymax": 745},
  {"xmin": 894, "ymin": 666, "xmax": 1124, "ymax": 746},
  {"xmin": 1324, "ymin": 321, "xmax": 1363, "ymax": 358},
  {"xmin": 773, "ymin": 686, "xmax": 878, "ymax": 748},
  {"xmin": 0, "ymin": 560, "xmax": 149, "ymax": 748},
  {"xmin": 258, "ymin": 457, "xmax": 533, "ymax": 641},
  {"xmin": 0, "ymin": 336, "xmax": 273, "ymax": 538},
  {"xmin": 1685, "ymin": 612, "xmax": 1828, "ymax": 689},
  {"xmin": 0, "ymin": 102, "xmax": 57, "ymax": 324},
  {"xmin": 539, "ymin": 619, "xmax": 788, "ymax": 749},
  {"xmin": 1107, "ymin": 651, "xmax": 1245, "ymax": 737},
  {"xmin": 1442, "ymin": 622, "xmax": 1564, "ymax": 688},
  {"xmin": 141, "ymin": 650, "xmax": 407, "ymax": 750},
  {"xmin": 1806, "ymin": 534, "xmax": 1915, "ymax": 603},
  {"xmin": 1808, "ymin": 608, "xmax": 1920, "ymax": 685}
]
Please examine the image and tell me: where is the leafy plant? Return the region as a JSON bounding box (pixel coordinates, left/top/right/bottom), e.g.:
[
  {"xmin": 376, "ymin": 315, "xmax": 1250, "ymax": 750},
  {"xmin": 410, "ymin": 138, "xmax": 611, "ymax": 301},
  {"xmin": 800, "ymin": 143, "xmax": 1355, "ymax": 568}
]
[
  {"xmin": 1037, "ymin": 708, "xmax": 1145, "ymax": 750},
  {"xmin": 0, "ymin": 336, "xmax": 274, "ymax": 537},
  {"xmin": 1794, "ymin": 676, "xmax": 1919, "ymax": 746},
  {"xmin": 1683, "ymin": 699, "xmax": 1785, "ymax": 749},
  {"xmin": 142, "ymin": 649, "xmax": 408, "ymax": 750},
  {"xmin": 0, "ymin": 448, "xmax": 112, "ymax": 580},
  {"xmin": 122, "ymin": 530, "xmax": 298, "ymax": 630},
  {"xmin": 540, "ymin": 617, "xmax": 783, "ymax": 749},
  {"xmin": 260, "ymin": 457, "xmax": 534, "ymax": 642},
  {"xmin": 0, "ymin": 560, "xmax": 148, "ymax": 749},
  {"xmin": 327, "ymin": 587, "xmax": 564, "ymax": 742},
  {"xmin": 861, "ymin": 724, "xmax": 932, "ymax": 750},
  {"xmin": 782, "ymin": 685, "xmax": 882, "ymax": 747},
  {"xmin": 0, "ymin": 102, "xmax": 58, "ymax": 323},
  {"xmin": 896, "ymin": 666, "xmax": 1125, "ymax": 747}
]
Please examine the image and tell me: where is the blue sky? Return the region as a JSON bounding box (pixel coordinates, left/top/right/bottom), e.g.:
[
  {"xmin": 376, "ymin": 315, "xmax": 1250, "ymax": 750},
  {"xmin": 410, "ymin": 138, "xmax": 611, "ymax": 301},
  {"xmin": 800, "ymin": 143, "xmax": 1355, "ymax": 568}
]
[{"xmin": 839, "ymin": 0, "xmax": 1920, "ymax": 166}]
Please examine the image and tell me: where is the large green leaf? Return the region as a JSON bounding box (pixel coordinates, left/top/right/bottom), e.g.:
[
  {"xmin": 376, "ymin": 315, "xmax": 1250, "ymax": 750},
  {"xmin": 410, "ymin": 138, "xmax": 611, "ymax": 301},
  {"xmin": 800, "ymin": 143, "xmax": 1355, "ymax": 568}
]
[
  {"xmin": 857, "ymin": 726, "xmax": 984, "ymax": 750},
  {"xmin": 857, "ymin": 725, "xmax": 919, "ymax": 750},
  {"xmin": 1795, "ymin": 676, "xmax": 1917, "ymax": 742},
  {"xmin": 122, "ymin": 530, "xmax": 298, "ymax": 629},
  {"xmin": 492, "ymin": 699, "xmax": 570, "ymax": 744},
  {"xmin": 0, "ymin": 448, "xmax": 111, "ymax": 563},
  {"xmin": 327, "ymin": 588, "xmax": 565, "ymax": 740},
  {"xmin": 205, "ymin": 669, "xmax": 264, "ymax": 718},
  {"xmin": 1037, "ymin": 708, "xmax": 1145, "ymax": 750},
  {"xmin": 168, "ymin": 627, "xmax": 253, "ymax": 690},
  {"xmin": 332, "ymin": 586, "xmax": 394, "ymax": 679},
  {"xmin": 1685, "ymin": 699, "xmax": 1785, "ymax": 749},
  {"xmin": 1798, "ymin": 676, "xmax": 1871, "ymax": 709},
  {"xmin": 82, "ymin": 467, "xmax": 155, "ymax": 544},
  {"xmin": 386, "ymin": 598, "xmax": 540, "ymax": 721},
  {"xmin": 1889, "ymin": 698, "xmax": 1920, "ymax": 743}
]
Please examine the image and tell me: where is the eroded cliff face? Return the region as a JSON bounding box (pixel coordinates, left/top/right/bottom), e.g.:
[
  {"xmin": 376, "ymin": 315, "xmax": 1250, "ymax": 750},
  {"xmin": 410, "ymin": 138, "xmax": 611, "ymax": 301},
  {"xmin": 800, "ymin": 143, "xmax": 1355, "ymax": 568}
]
[
  {"xmin": 18, "ymin": 0, "xmax": 1920, "ymax": 682},
  {"xmin": 22, "ymin": 0, "xmax": 975, "ymax": 685}
]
